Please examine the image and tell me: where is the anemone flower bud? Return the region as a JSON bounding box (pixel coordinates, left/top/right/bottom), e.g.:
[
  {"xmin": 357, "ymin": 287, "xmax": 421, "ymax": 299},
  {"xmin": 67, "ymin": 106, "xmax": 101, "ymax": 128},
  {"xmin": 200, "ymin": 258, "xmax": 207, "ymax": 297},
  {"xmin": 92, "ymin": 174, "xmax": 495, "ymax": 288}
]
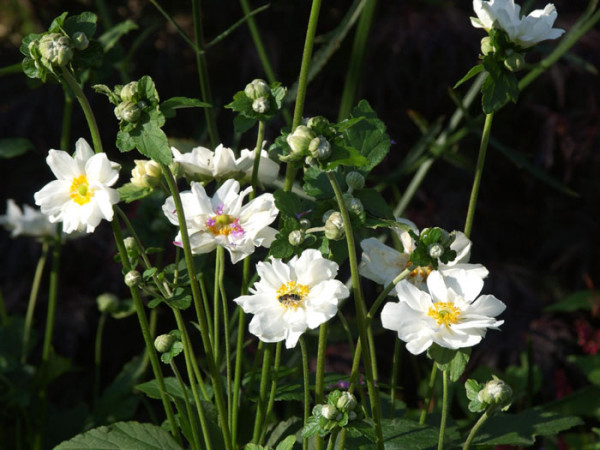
[
  {"xmin": 72, "ymin": 31, "xmax": 89, "ymax": 50},
  {"xmin": 120, "ymin": 81, "xmax": 138, "ymax": 102},
  {"xmin": 125, "ymin": 270, "xmax": 141, "ymax": 287},
  {"xmin": 287, "ymin": 126, "xmax": 316, "ymax": 155},
  {"xmin": 39, "ymin": 33, "xmax": 73, "ymax": 67},
  {"xmin": 428, "ymin": 243, "xmax": 444, "ymax": 259},
  {"xmin": 480, "ymin": 36, "xmax": 494, "ymax": 55},
  {"xmin": 131, "ymin": 159, "xmax": 162, "ymax": 188},
  {"xmin": 504, "ymin": 52, "xmax": 525, "ymax": 72},
  {"xmin": 96, "ymin": 293, "xmax": 119, "ymax": 314},
  {"xmin": 308, "ymin": 136, "xmax": 332, "ymax": 160},
  {"xmin": 299, "ymin": 218, "xmax": 311, "ymax": 229},
  {"xmin": 478, "ymin": 377, "xmax": 513, "ymax": 408},
  {"xmin": 325, "ymin": 211, "xmax": 345, "ymax": 240},
  {"xmin": 252, "ymin": 97, "xmax": 270, "ymax": 114},
  {"xmin": 336, "ymin": 392, "xmax": 358, "ymax": 413},
  {"xmin": 154, "ymin": 334, "xmax": 177, "ymax": 353},
  {"xmin": 346, "ymin": 171, "xmax": 365, "ymax": 191},
  {"xmin": 244, "ymin": 79, "xmax": 270, "ymax": 100},
  {"xmin": 288, "ymin": 229, "xmax": 305, "ymax": 246},
  {"xmin": 321, "ymin": 404, "xmax": 338, "ymax": 420},
  {"xmin": 120, "ymin": 101, "xmax": 142, "ymax": 123}
]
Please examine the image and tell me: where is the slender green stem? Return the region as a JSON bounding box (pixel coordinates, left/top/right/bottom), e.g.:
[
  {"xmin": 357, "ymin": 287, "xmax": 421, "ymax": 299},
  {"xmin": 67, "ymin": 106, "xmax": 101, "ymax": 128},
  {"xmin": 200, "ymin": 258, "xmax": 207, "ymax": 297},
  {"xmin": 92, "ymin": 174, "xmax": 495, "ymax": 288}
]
[
  {"xmin": 251, "ymin": 120, "xmax": 266, "ymax": 191},
  {"xmin": 327, "ymin": 172, "xmax": 384, "ymax": 449},
  {"xmin": 0, "ymin": 63, "xmax": 22, "ymax": 77},
  {"xmin": 60, "ymin": 93, "xmax": 73, "ymax": 150},
  {"xmin": 283, "ymin": 0, "xmax": 323, "ymax": 192},
  {"xmin": 390, "ymin": 339, "xmax": 402, "ymax": 418},
  {"xmin": 148, "ymin": 0, "xmax": 203, "ymax": 54},
  {"xmin": 366, "ymin": 268, "xmax": 411, "ymax": 326},
  {"xmin": 438, "ymin": 370, "xmax": 450, "ymax": 450},
  {"xmin": 252, "ymin": 343, "xmax": 273, "ymax": 443},
  {"xmin": 239, "ymin": 0, "xmax": 277, "ymax": 83},
  {"xmin": 161, "ymin": 164, "xmax": 232, "ymax": 449},
  {"xmin": 326, "ymin": 428, "xmax": 340, "ymax": 450},
  {"xmin": 0, "ymin": 290, "xmax": 7, "ymax": 326},
  {"xmin": 59, "ymin": 68, "xmax": 103, "ymax": 154},
  {"xmin": 41, "ymin": 231, "xmax": 61, "ymax": 363},
  {"xmin": 419, "ymin": 365, "xmax": 438, "ymax": 425},
  {"xmin": 170, "ymin": 360, "xmax": 204, "ymax": 450},
  {"xmin": 22, "ymin": 242, "xmax": 49, "ymax": 363},
  {"xmin": 231, "ymin": 306, "xmax": 246, "ymax": 446},
  {"xmin": 463, "ymin": 409, "xmax": 491, "ymax": 450},
  {"xmin": 463, "ymin": 113, "xmax": 494, "ymax": 238},
  {"xmin": 213, "ymin": 248, "xmax": 221, "ymax": 361},
  {"xmin": 93, "ymin": 312, "xmax": 108, "ymax": 408},
  {"xmin": 259, "ymin": 341, "xmax": 283, "ymax": 445},
  {"xmin": 217, "ymin": 247, "xmax": 233, "ymax": 432},
  {"xmin": 198, "ymin": 273, "xmax": 213, "ymax": 341},
  {"xmin": 315, "ymin": 322, "xmax": 328, "ymax": 450},
  {"xmin": 299, "ymin": 336, "xmax": 310, "ymax": 450}
]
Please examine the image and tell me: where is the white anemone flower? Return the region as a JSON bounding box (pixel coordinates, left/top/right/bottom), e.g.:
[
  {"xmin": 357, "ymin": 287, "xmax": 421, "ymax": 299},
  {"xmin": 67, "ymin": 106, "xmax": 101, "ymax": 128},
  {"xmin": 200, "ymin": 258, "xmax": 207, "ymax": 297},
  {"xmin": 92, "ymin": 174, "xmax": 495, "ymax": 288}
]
[
  {"xmin": 359, "ymin": 220, "xmax": 488, "ymax": 290},
  {"xmin": 0, "ymin": 199, "xmax": 56, "ymax": 238},
  {"xmin": 471, "ymin": 0, "xmax": 565, "ymax": 49},
  {"xmin": 34, "ymin": 138, "xmax": 120, "ymax": 234},
  {"xmin": 234, "ymin": 249, "xmax": 350, "ymax": 348},
  {"xmin": 381, "ymin": 270, "xmax": 506, "ymax": 355},
  {"xmin": 162, "ymin": 178, "xmax": 278, "ymax": 264}
]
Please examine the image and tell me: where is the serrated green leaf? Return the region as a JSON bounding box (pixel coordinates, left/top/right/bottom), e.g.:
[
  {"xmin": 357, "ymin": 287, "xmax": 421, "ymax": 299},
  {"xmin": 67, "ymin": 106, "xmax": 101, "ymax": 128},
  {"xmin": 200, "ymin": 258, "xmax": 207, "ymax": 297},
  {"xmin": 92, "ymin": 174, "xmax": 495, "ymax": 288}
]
[
  {"xmin": 98, "ymin": 20, "xmax": 138, "ymax": 52},
  {"xmin": 233, "ymin": 114, "xmax": 257, "ymax": 133},
  {"xmin": 481, "ymin": 55, "xmax": 519, "ymax": 114},
  {"xmin": 273, "ymin": 190, "xmax": 304, "ymax": 217},
  {"xmin": 454, "ymin": 64, "xmax": 484, "ymax": 89},
  {"xmin": 226, "ymin": 90, "xmax": 253, "ymax": 114},
  {"xmin": 269, "ymin": 235, "xmax": 295, "ymax": 259},
  {"xmin": 131, "ymin": 121, "xmax": 172, "ymax": 164},
  {"xmin": 379, "ymin": 418, "xmax": 443, "ymax": 449},
  {"xmin": 49, "ymin": 12, "xmax": 69, "ymax": 33},
  {"xmin": 136, "ymin": 377, "xmax": 193, "ymax": 403},
  {"xmin": 0, "ymin": 138, "xmax": 34, "ymax": 158},
  {"xmin": 354, "ymin": 188, "xmax": 394, "ymax": 220},
  {"xmin": 160, "ymin": 96, "xmax": 211, "ymax": 119},
  {"xmin": 465, "ymin": 379, "xmax": 483, "ymax": 401},
  {"xmin": 116, "ymin": 130, "xmax": 136, "ymax": 152},
  {"xmin": 54, "ymin": 421, "xmax": 183, "ymax": 449},
  {"xmin": 64, "ymin": 11, "xmax": 98, "ymax": 39},
  {"xmin": 301, "ymin": 415, "xmax": 321, "ymax": 438},
  {"xmin": 266, "ymin": 417, "xmax": 302, "ymax": 448},
  {"xmin": 118, "ymin": 183, "xmax": 153, "ymax": 203},
  {"xmin": 137, "ymin": 75, "xmax": 160, "ymax": 104},
  {"xmin": 323, "ymin": 143, "xmax": 369, "ymax": 171},
  {"xmin": 143, "ymin": 267, "xmax": 158, "ymax": 280},
  {"xmin": 275, "ymin": 435, "xmax": 296, "ymax": 450},
  {"xmin": 22, "ymin": 57, "xmax": 42, "ymax": 80}
]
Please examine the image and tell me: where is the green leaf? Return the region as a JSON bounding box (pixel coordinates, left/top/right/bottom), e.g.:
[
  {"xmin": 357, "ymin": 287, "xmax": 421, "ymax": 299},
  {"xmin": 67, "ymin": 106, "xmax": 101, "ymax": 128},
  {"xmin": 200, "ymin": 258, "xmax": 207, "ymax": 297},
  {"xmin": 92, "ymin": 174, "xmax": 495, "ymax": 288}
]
[
  {"xmin": 233, "ymin": 115, "xmax": 257, "ymax": 133},
  {"xmin": 301, "ymin": 415, "xmax": 321, "ymax": 438},
  {"xmin": 118, "ymin": 183, "xmax": 153, "ymax": 203},
  {"xmin": 322, "ymin": 143, "xmax": 369, "ymax": 171},
  {"xmin": 136, "ymin": 377, "xmax": 193, "ymax": 403},
  {"xmin": 0, "ymin": 138, "xmax": 34, "ymax": 158},
  {"xmin": 569, "ymin": 355, "xmax": 600, "ymax": 386},
  {"xmin": 481, "ymin": 55, "xmax": 519, "ymax": 114},
  {"xmin": 454, "ymin": 64, "xmax": 484, "ymax": 89},
  {"xmin": 64, "ymin": 11, "xmax": 98, "ymax": 40},
  {"xmin": 98, "ymin": 20, "xmax": 138, "ymax": 52},
  {"xmin": 49, "ymin": 12, "xmax": 69, "ymax": 33},
  {"xmin": 275, "ymin": 435, "xmax": 296, "ymax": 450},
  {"xmin": 544, "ymin": 290, "xmax": 595, "ymax": 312},
  {"xmin": 269, "ymin": 235, "xmax": 295, "ymax": 259},
  {"xmin": 473, "ymin": 409, "xmax": 583, "ymax": 446},
  {"xmin": 131, "ymin": 121, "xmax": 172, "ymax": 164},
  {"xmin": 226, "ymin": 90, "xmax": 253, "ymax": 115},
  {"xmin": 137, "ymin": 75, "xmax": 160, "ymax": 104},
  {"xmin": 160, "ymin": 97, "xmax": 211, "ymax": 119},
  {"xmin": 92, "ymin": 84, "xmax": 121, "ymax": 105},
  {"xmin": 378, "ymin": 418, "xmax": 443, "ymax": 449},
  {"xmin": 54, "ymin": 421, "xmax": 183, "ymax": 449},
  {"xmin": 266, "ymin": 417, "xmax": 302, "ymax": 448},
  {"xmin": 273, "ymin": 190, "xmax": 305, "ymax": 217},
  {"xmin": 465, "ymin": 379, "xmax": 486, "ymax": 413},
  {"xmin": 354, "ymin": 189, "xmax": 394, "ymax": 220},
  {"xmin": 116, "ymin": 130, "xmax": 136, "ymax": 152}
]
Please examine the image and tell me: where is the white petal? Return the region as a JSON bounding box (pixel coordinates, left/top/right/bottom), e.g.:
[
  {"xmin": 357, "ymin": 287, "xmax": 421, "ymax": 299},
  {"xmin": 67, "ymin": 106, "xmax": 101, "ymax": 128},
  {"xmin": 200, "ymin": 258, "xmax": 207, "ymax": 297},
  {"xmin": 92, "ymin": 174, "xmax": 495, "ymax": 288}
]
[{"xmin": 47, "ymin": 150, "xmax": 80, "ymax": 180}]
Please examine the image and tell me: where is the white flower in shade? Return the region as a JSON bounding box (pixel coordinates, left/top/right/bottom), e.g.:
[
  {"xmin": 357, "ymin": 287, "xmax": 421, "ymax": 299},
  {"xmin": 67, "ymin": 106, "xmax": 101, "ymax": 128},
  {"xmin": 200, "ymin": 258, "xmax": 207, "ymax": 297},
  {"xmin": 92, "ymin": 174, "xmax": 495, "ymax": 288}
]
[
  {"xmin": 33, "ymin": 138, "xmax": 120, "ymax": 234},
  {"xmin": 359, "ymin": 219, "xmax": 488, "ymax": 290},
  {"xmin": 236, "ymin": 148, "xmax": 280, "ymax": 186},
  {"xmin": 381, "ymin": 270, "xmax": 505, "ymax": 354},
  {"xmin": 162, "ymin": 178, "xmax": 278, "ymax": 264},
  {"xmin": 0, "ymin": 199, "xmax": 56, "ymax": 238},
  {"xmin": 471, "ymin": 0, "xmax": 564, "ymax": 49},
  {"xmin": 234, "ymin": 249, "xmax": 350, "ymax": 348}
]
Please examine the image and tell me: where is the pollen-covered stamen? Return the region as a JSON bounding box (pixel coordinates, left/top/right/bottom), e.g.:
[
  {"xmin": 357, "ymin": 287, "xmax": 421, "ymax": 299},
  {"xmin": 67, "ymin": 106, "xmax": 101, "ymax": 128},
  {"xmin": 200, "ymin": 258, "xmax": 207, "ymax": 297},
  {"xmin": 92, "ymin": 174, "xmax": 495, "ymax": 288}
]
[
  {"xmin": 276, "ymin": 281, "xmax": 310, "ymax": 309},
  {"xmin": 206, "ymin": 204, "xmax": 245, "ymax": 237},
  {"xmin": 70, "ymin": 175, "xmax": 94, "ymax": 205},
  {"xmin": 409, "ymin": 264, "xmax": 433, "ymax": 283},
  {"xmin": 428, "ymin": 302, "xmax": 461, "ymax": 327}
]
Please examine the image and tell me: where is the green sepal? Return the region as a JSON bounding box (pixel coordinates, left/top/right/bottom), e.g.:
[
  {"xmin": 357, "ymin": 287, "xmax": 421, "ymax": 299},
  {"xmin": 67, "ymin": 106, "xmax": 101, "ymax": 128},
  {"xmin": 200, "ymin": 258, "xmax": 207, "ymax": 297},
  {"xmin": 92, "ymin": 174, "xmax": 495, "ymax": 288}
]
[
  {"xmin": 454, "ymin": 63, "xmax": 484, "ymax": 89},
  {"xmin": 48, "ymin": 12, "xmax": 69, "ymax": 33},
  {"xmin": 427, "ymin": 345, "xmax": 471, "ymax": 382},
  {"xmin": 64, "ymin": 11, "xmax": 98, "ymax": 40},
  {"xmin": 465, "ymin": 379, "xmax": 486, "ymax": 413}
]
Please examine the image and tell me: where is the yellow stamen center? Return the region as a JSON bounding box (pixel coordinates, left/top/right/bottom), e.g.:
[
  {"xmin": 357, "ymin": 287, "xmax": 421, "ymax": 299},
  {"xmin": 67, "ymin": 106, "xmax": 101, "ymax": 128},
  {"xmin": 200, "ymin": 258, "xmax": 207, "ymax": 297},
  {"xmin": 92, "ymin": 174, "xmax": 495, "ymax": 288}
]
[
  {"xmin": 69, "ymin": 175, "xmax": 94, "ymax": 205},
  {"xmin": 428, "ymin": 302, "xmax": 461, "ymax": 327},
  {"xmin": 407, "ymin": 263, "xmax": 433, "ymax": 283},
  {"xmin": 276, "ymin": 281, "xmax": 309, "ymax": 309}
]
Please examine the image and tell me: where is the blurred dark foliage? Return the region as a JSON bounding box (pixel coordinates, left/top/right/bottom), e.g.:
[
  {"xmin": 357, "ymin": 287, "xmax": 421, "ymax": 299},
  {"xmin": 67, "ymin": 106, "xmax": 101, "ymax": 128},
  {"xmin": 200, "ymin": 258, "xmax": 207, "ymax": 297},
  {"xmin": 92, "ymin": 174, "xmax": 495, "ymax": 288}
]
[{"xmin": 0, "ymin": 0, "xmax": 599, "ymax": 416}]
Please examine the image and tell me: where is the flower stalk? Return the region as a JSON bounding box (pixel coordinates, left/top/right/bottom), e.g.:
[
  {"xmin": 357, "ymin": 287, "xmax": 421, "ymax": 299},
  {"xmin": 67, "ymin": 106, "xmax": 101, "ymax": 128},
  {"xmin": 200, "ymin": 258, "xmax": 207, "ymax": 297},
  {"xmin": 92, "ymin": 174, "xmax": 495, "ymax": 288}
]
[
  {"xmin": 22, "ymin": 242, "xmax": 49, "ymax": 363},
  {"xmin": 438, "ymin": 370, "xmax": 450, "ymax": 450}
]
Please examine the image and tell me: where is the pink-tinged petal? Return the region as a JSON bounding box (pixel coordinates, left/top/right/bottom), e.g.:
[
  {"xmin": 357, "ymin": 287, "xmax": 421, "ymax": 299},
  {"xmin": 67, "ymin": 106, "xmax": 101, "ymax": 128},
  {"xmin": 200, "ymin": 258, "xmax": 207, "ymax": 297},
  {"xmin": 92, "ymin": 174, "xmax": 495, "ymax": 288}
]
[{"xmin": 212, "ymin": 179, "xmax": 241, "ymax": 211}]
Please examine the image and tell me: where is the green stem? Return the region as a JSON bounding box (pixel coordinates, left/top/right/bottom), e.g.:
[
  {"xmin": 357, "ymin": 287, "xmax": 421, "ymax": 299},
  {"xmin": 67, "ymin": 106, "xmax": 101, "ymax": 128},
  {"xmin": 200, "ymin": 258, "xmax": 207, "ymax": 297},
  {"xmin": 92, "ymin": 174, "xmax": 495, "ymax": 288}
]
[
  {"xmin": 327, "ymin": 172, "xmax": 384, "ymax": 449},
  {"xmin": 252, "ymin": 343, "xmax": 273, "ymax": 443},
  {"xmin": 0, "ymin": 63, "xmax": 22, "ymax": 77},
  {"xmin": 299, "ymin": 336, "xmax": 310, "ymax": 450},
  {"xmin": 41, "ymin": 231, "xmax": 61, "ymax": 363},
  {"xmin": 93, "ymin": 312, "xmax": 108, "ymax": 409},
  {"xmin": 326, "ymin": 428, "xmax": 340, "ymax": 450},
  {"xmin": 0, "ymin": 290, "xmax": 7, "ymax": 326},
  {"xmin": 366, "ymin": 268, "xmax": 411, "ymax": 326},
  {"xmin": 198, "ymin": 273, "xmax": 213, "ymax": 342},
  {"xmin": 59, "ymin": 68, "xmax": 103, "ymax": 154},
  {"xmin": 315, "ymin": 322, "xmax": 328, "ymax": 450},
  {"xmin": 438, "ymin": 370, "xmax": 449, "ymax": 450},
  {"xmin": 463, "ymin": 113, "xmax": 494, "ymax": 238},
  {"xmin": 217, "ymin": 247, "xmax": 233, "ymax": 432},
  {"xmin": 251, "ymin": 120, "xmax": 266, "ymax": 191},
  {"xmin": 148, "ymin": 0, "xmax": 203, "ymax": 54},
  {"xmin": 239, "ymin": 0, "xmax": 277, "ymax": 83},
  {"xmin": 419, "ymin": 365, "xmax": 438, "ymax": 425},
  {"xmin": 283, "ymin": 0, "xmax": 323, "ymax": 192},
  {"xmin": 213, "ymin": 248, "xmax": 221, "ymax": 362},
  {"xmin": 60, "ymin": 93, "xmax": 73, "ymax": 150},
  {"xmin": 259, "ymin": 341, "xmax": 283, "ymax": 445},
  {"xmin": 231, "ymin": 307, "xmax": 245, "ymax": 446},
  {"xmin": 462, "ymin": 409, "xmax": 491, "ymax": 450},
  {"xmin": 22, "ymin": 242, "xmax": 49, "ymax": 363},
  {"xmin": 390, "ymin": 339, "xmax": 402, "ymax": 418},
  {"xmin": 161, "ymin": 164, "xmax": 232, "ymax": 449}
]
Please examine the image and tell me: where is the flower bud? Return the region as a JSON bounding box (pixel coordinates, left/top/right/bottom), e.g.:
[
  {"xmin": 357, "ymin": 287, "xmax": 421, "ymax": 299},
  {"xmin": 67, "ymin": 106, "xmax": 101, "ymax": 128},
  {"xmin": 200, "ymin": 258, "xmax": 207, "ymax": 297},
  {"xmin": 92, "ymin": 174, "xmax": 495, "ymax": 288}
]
[
  {"xmin": 322, "ymin": 209, "xmax": 335, "ymax": 224},
  {"xmin": 72, "ymin": 31, "xmax": 89, "ymax": 51},
  {"xmin": 480, "ymin": 36, "xmax": 494, "ymax": 56},
  {"xmin": 345, "ymin": 171, "xmax": 365, "ymax": 191},
  {"xmin": 321, "ymin": 404, "xmax": 338, "ymax": 420},
  {"xmin": 428, "ymin": 243, "xmax": 444, "ymax": 259},
  {"xmin": 96, "ymin": 293, "xmax": 119, "ymax": 314},
  {"xmin": 252, "ymin": 97, "xmax": 270, "ymax": 114},
  {"xmin": 244, "ymin": 79, "xmax": 270, "ymax": 100},
  {"xmin": 324, "ymin": 211, "xmax": 345, "ymax": 240},
  {"xmin": 306, "ymin": 116, "xmax": 331, "ymax": 134},
  {"xmin": 348, "ymin": 411, "xmax": 358, "ymax": 421},
  {"xmin": 343, "ymin": 194, "xmax": 364, "ymax": 219},
  {"xmin": 287, "ymin": 126, "xmax": 316, "ymax": 155},
  {"xmin": 478, "ymin": 377, "xmax": 512, "ymax": 408},
  {"xmin": 336, "ymin": 392, "xmax": 358, "ymax": 412},
  {"xmin": 119, "ymin": 101, "xmax": 142, "ymax": 123},
  {"xmin": 120, "ymin": 81, "xmax": 138, "ymax": 102},
  {"xmin": 299, "ymin": 218, "xmax": 311, "ymax": 230},
  {"xmin": 288, "ymin": 229, "xmax": 305, "ymax": 246},
  {"xmin": 154, "ymin": 334, "xmax": 176, "ymax": 353},
  {"xmin": 124, "ymin": 236, "xmax": 138, "ymax": 253},
  {"xmin": 124, "ymin": 270, "xmax": 141, "ymax": 287},
  {"xmin": 504, "ymin": 52, "xmax": 525, "ymax": 72},
  {"xmin": 131, "ymin": 159, "xmax": 162, "ymax": 188},
  {"xmin": 39, "ymin": 33, "xmax": 73, "ymax": 67},
  {"xmin": 308, "ymin": 136, "xmax": 332, "ymax": 160}
]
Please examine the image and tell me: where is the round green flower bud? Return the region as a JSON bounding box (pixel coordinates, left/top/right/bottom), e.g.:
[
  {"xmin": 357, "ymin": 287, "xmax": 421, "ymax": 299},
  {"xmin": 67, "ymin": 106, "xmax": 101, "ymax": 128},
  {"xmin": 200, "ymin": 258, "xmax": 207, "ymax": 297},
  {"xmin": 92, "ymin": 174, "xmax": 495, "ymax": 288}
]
[
  {"xmin": 96, "ymin": 293, "xmax": 119, "ymax": 314},
  {"xmin": 39, "ymin": 33, "xmax": 73, "ymax": 67},
  {"xmin": 308, "ymin": 136, "xmax": 331, "ymax": 160},
  {"xmin": 504, "ymin": 52, "xmax": 525, "ymax": 72},
  {"xmin": 345, "ymin": 171, "xmax": 365, "ymax": 191},
  {"xmin": 124, "ymin": 270, "xmax": 142, "ymax": 287},
  {"xmin": 428, "ymin": 243, "xmax": 444, "ymax": 259},
  {"xmin": 306, "ymin": 116, "xmax": 331, "ymax": 134},
  {"xmin": 288, "ymin": 229, "xmax": 305, "ymax": 246},
  {"xmin": 336, "ymin": 392, "xmax": 358, "ymax": 413},
  {"xmin": 120, "ymin": 81, "xmax": 138, "ymax": 102},
  {"xmin": 287, "ymin": 126, "xmax": 316, "ymax": 155},
  {"xmin": 321, "ymin": 404, "xmax": 338, "ymax": 420},
  {"xmin": 123, "ymin": 236, "xmax": 138, "ymax": 255},
  {"xmin": 480, "ymin": 36, "xmax": 494, "ymax": 56},
  {"xmin": 478, "ymin": 378, "xmax": 513, "ymax": 408},
  {"xmin": 343, "ymin": 194, "xmax": 364, "ymax": 218},
  {"xmin": 252, "ymin": 97, "xmax": 270, "ymax": 114},
  {"xmin": 322, "ymin": 209, "xmax": 335, "ymax": 224},
  {"xmin": 120, "ymin": 101, "xmax": 142, "ymax": 123},
  {"xmin": 72, "ymin": 31, "xmax": 89, "ymax": 51},
  {"xmin": 244, "ymin": 79, "xmax": 270, "ymax": 100},
  {"xmin": 299, "ymin": 218, "xmax": 311, "ymax": 230},
  {"xmin": 324, "ymin": 211, "xmax": 345, "ymax": 240},
  {"xmin": 154, "ymin": 334, "xmax": 176, "ymax": 353}
]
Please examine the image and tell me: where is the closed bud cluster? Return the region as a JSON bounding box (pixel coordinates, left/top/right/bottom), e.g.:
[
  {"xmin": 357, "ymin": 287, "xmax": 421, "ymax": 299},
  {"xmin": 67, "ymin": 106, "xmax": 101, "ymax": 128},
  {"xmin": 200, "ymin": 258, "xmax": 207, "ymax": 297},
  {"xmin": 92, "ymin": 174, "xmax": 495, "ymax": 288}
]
[
  {"xmin": 39, "ymin": 33, "xmax": 73, "ymax": 68},
  {"xmin": 306, "ymin": 116, "xmax": 331, "ymax": 135},
  {"xmin": 115, "ymin": 101, "xmax": 142, "ymax": 123},
  {"xmin": 308, "ymin": 136, "xmax": 332, "ymax": 160},
  {"xmin": 252, "ymin": 97, "xmax": 269, "ymax": 114},
  {"xmin": 96, "ymin": 293, "xmax": 119, "ymax": 314},
  {"xmin": 124, "ymin": 270, "xmax": 141, "ymax": 287},
  {"xmin": 120, "ymin": 81, "xmax": 138, "ymax": 102},
  {"xmin": 287, "ymin": 126, "xmax": 316, "ymax": 155},
  {"xmin": 288, "ymin": 229, "xmax": 305, "ymax": 246},
  {"xmin": 345, "ymin": 171, "xmax": 365, "ymax": 191},
  {"xmin": 72, "ymin": 31, "xmax": 89, "ymax": 50},
  {"xmin": 244, "ymin": 79, "xmax": 270, "ymax": 101},
  {"xmin": 324, "ymin": 211, "xmax": 345, "ymax": 240},
  {"xmin": 336, "ymin": 392, "xmax": 358, "ymax": 413},
  {"xmin": 154, "ymin": 334, "xmax": 177, "ymax": 353},
  {"xmin": 131, "ymin": 159, "xmax": 162, "ymax": 188}
]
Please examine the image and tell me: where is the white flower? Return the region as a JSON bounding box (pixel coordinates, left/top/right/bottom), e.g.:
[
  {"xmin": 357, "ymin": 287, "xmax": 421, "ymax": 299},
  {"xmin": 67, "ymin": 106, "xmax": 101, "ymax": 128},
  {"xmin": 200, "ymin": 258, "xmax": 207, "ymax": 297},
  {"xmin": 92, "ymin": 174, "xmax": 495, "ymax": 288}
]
[
  {"xmin": 359, "ymin": 220, "xmax": 488, "ymax": 290},
  {"xmin": 381, "ymin": 271, "xmax": 505, "ymax": 354},
  {"xmin": 130, "ymin": 159, "xmax": 162, "ymax": 188},
  {"xmin": 162, "ymin": 178, "xmax": 278, "ymax": 263},
  {"xmin": 471, "ymin": 0, "xmax": 565, "ymax": 49},
  {"xmin": 0, "ymin": 199, "xmax": 56, "ymax": 238},
  {"xmin": 33, "ymin": 138, "xmax": 120, "ymax": 234},
  {"xmin": 172, "ymin": 143, "xmax": 279, "ymax": 185},
  {"xmin": 234, "ymin": 249, "xmax": 350, "ymax": 348}
]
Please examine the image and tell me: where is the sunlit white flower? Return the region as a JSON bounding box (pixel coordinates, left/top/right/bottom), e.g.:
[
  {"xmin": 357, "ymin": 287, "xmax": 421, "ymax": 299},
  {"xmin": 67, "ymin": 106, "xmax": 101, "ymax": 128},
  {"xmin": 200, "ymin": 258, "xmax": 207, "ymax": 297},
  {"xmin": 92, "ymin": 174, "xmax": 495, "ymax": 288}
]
[
  {"xmin": 34, "ymin": 138, "xmax": 120, "ymax": 234},
  {"xmin": 162, "ymin": 178, "xmax": 278, "ymax": 263},
  {"xmin": 234, "ymin": 249, "xmax": 350, "ymax": 348},
  {"xmin": 471, "ymin": 0, "xmax": 565, "ymax": 49},
  {"xmin": 172, "ymin": 143, "xmax": 279, "ymax": 185},
  {"xmin": 381, "ymin": 270, "xmax": 505, "ymax": 354},
  {"xmin": 0, "ymin": 199, "xmax": 56, "ymax": 238},
  {"xmin": 359, "ymin": 220, "xmax": 488, "ymax": 290}
]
